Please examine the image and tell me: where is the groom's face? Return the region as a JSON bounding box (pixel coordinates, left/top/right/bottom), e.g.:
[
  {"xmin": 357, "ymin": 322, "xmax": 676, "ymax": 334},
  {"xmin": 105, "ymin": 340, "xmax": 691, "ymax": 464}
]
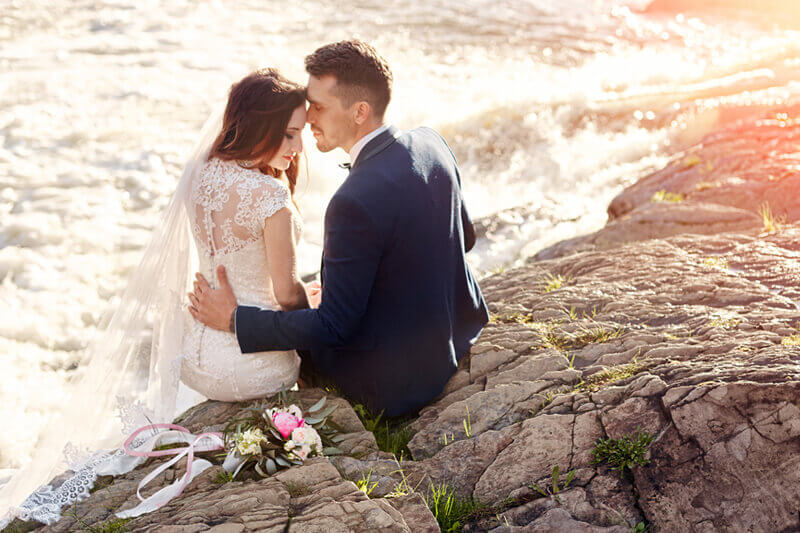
[{"xmin": 306, "ymin": 74, "xmax": 358, "ymax": 153}]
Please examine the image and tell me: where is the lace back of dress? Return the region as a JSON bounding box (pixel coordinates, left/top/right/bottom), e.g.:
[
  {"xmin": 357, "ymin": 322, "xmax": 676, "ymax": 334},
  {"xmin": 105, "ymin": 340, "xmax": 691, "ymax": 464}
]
[{"xmin": 191, "ymin": 159, "xmax": 291, "ymax": 260}]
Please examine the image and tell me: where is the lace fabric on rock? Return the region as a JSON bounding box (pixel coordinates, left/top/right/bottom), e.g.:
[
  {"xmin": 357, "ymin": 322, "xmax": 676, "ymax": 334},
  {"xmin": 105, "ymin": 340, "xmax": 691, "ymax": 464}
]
[{"xmin": 0, "ymin": 111, "xmax": 302, "ymax": 526}]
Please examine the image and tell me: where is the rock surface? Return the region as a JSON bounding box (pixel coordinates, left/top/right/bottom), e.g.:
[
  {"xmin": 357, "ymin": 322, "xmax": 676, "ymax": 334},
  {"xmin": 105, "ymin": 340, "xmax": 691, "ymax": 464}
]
[{"xmin": 8, "ymin": 107, "xmax": 800, "ymax": 532}]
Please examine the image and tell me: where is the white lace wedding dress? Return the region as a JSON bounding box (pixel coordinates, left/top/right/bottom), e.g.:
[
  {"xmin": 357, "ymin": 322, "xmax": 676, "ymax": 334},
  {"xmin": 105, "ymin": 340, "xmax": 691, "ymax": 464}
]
[
  {"xmin": 0, "ymin": 157, "xmax": 303, "ymax": 527},
  {"xmin": 181, "ymin": 157, "xmax": 302, "ymax": 401}
]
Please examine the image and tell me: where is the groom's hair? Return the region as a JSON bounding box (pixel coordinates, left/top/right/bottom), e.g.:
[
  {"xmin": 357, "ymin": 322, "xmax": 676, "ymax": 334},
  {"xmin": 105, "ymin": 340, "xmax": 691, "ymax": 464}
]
[{"xmin": 305, "ymin": 40, "xmax": 392, "ymax": 119}]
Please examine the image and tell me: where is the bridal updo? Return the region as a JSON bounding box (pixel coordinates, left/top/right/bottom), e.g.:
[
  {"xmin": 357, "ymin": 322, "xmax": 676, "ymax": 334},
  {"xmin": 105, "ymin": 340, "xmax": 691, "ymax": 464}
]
[{"xmin": 208, "ymin": 68, "xmax": 306, "ymax": 195}]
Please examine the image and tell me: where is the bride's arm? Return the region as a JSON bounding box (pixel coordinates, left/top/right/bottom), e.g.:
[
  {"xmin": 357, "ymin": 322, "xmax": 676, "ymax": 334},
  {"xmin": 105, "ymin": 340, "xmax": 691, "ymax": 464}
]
[{"xmin": 263, "ymin": 207, "xmax": 310, "ymax": 311}]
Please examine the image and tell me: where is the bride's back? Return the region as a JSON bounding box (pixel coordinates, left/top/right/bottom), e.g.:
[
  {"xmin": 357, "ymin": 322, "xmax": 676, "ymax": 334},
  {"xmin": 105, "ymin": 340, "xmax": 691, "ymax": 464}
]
[
  {"xmin": 189, "ymin": 157, "xmax": 296, "ymax": 308},
  {"xmin": 182, "ymin": 156, "xmax": 301, "ymax": 403}
]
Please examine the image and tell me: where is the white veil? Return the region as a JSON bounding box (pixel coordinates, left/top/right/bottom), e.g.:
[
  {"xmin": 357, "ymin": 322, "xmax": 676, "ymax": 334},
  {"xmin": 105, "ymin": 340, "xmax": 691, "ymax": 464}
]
[{"xmin": 0, "ymin": 108, "xmax": 225, "ymax": 526}]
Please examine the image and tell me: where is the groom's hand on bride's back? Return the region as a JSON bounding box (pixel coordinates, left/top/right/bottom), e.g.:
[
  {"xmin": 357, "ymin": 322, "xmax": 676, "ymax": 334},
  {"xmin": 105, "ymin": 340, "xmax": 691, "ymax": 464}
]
[{"xmin": 188, "ymin": 265, "xmax": 239, "ymax": 333}]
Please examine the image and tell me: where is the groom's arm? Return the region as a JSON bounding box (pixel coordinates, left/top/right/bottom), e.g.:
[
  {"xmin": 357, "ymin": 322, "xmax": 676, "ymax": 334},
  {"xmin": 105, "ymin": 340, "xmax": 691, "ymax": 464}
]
[{"xmin": 235, "ymin": 193, "xmax": 382, "ymax": 353}]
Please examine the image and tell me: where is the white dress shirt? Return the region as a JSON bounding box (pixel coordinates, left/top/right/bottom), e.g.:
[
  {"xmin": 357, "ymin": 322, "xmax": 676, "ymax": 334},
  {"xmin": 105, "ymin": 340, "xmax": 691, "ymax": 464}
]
[{"xmin": 349, "ymin": 124, "xmax": 391, "ymax": 165}]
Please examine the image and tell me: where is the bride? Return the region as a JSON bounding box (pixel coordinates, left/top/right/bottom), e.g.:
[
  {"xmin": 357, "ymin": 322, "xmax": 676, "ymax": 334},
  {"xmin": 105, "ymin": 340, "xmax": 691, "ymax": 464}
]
[
  {"xmin": 182, "ymin": 68, "xmax": 310, "ymax": 401},
  {"xmin": 1, "ymin": 68, "xmax": 314, "ymax": 525}
]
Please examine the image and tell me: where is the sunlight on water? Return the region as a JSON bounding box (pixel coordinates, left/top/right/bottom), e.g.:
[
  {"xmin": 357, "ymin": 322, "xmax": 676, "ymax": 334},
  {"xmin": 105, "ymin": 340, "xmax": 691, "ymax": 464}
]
[{"xmin": 2, "ymin": 0, "xmax": 800, "ymax": 475}]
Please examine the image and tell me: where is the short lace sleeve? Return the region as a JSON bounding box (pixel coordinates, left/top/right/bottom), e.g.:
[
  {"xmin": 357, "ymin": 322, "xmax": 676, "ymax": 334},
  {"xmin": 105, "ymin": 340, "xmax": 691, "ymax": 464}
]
[{"xmin": 252, "ymin": 179, "xmax": 291, "ymax": 227}]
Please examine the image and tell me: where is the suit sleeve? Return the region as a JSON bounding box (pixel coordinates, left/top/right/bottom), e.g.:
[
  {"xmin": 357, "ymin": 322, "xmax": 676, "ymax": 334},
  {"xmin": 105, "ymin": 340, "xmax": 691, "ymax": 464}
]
[{"xmin": 235, "ymin": 194, "xmax": 382, "ymax": 352}]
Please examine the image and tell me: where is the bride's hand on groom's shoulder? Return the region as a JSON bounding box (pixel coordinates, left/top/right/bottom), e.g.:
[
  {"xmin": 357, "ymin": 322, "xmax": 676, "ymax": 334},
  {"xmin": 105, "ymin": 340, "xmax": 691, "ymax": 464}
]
[
  {"xmin": 305, "ymin": 280, "xmax": 322, "ymax": 309},
  {"xmin": 188, "ymin": 265, "xmax": 239, "ymax": 332}
]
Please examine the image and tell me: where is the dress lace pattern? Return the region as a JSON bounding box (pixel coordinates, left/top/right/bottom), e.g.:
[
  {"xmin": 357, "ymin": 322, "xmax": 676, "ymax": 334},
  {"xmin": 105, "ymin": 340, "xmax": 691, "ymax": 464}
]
[
  {"xmin": 3, "ymin": 158, "xmax": 303, "ymax": 527},
  {"xmin": 182, "ymin": 158, "xmax": 302, "ymax": 402}
]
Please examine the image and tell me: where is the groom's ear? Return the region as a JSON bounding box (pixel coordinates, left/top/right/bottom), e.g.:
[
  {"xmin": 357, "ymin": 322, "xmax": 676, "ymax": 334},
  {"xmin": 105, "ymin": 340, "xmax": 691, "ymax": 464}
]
[{"xmin": 353, "ymin": 101, "xmax": 371, "ymax": 125}]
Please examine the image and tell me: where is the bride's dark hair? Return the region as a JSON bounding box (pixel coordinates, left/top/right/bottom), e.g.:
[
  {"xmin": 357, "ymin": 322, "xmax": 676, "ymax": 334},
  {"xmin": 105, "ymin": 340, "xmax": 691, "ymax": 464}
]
[{"xmin": 208, "ymin": 68, "xmax": 306, "ymax": 195}]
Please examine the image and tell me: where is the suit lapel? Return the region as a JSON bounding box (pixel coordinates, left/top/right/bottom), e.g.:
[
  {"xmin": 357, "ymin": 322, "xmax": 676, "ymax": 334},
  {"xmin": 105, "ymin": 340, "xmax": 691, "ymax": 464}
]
[
  {"xmin": 321, "ymin": 126, "xmax": 401, "ymax": 276},
  {"xmin": 351, "ymin": 126, "xmax": 400, "ymax": 169}
]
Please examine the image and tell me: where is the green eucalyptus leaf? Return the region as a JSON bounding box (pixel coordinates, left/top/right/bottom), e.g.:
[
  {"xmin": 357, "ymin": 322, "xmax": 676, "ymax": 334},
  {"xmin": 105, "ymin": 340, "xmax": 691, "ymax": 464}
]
[
  {"xmin": 275, "ymin": 456, "xmax": 291, "ymax": 467},
  {"xmin": 255, "ymin": 463, "xmax": 267, "ymax": 477},
  {"xmin": 266, "ymin": 457, "xmax": 278, "ymax": 475},
  {"xmin": 322, "ymin": 447, "xmax": 343, "ymax": 456},
  {"xmin": 307, "ymin": 397, "xmax": 326, "ymax": 413},
  {"xmin": 304, "ymin": 417, "xmax": 322, "ymax": 425},
  {"xmin": 330, "ymin": 434, "xmax": 347, "ymax": 443},
  {"xmin": 316, "ymin": 404, "xmax": 338, "ymax": 419}
]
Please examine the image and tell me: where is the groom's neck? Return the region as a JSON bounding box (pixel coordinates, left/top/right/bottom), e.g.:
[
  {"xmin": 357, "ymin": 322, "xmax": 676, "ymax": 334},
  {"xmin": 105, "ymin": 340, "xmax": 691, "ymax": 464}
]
[{"xmin": 345, "ymin": 118, "xmax": 385, "ymax": 153}]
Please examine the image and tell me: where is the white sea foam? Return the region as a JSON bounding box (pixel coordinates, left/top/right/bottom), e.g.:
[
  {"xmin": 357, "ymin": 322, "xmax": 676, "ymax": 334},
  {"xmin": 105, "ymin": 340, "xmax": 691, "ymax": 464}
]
[{"xmin": 2, "ymin": 0, "xmax": 800, "ymax": 478}]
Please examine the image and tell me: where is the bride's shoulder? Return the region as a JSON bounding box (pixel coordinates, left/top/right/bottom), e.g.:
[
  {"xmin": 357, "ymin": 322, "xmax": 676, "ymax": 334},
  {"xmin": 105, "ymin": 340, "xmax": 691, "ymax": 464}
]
[
  {"xmin": 198, "ymin": 158, "xmax": 262, "ymax": 185},
  {"xmin": 198, "ymin": 158, "xmax": 289, "ymax": 196}
]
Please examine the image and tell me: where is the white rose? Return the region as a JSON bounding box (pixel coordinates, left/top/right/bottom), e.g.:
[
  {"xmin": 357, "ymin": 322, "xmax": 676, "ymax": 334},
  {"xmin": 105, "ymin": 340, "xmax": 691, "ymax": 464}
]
[
  {"xmin": 295, "ymin": 446, "xmax": 310, "ymax": 460},
  {"xmin": 291, "ymin": 427, "xmax": 308, "ymax": 443},
  {"xmin": 234, "ymin": 428, "xmax": 266, "ymax": 456}
]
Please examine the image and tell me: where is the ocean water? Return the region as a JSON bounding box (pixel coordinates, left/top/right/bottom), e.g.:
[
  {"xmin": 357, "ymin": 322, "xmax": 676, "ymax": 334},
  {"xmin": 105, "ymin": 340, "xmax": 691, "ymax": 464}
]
[{"xmin": 2, "ymin": 0, "xmax": 800, "ymax": 477}]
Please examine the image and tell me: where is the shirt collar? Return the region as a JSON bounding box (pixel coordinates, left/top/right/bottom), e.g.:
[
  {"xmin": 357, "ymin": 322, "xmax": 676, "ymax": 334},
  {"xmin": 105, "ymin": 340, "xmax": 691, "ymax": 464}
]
[{"xmin": 349, "ymin": 124, "xmax": 391, "ymax": 165}]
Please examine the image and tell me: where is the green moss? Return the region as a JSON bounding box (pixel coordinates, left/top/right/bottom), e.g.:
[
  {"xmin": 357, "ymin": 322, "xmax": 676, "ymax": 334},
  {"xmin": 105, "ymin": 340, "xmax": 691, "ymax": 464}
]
[
  {"xmin": 2, "ymin": 519, "xmax": 39, "ymax": 533},
  {"xmin": 284, "ymin": 481, "xmax": 310, "ymax": 498}
]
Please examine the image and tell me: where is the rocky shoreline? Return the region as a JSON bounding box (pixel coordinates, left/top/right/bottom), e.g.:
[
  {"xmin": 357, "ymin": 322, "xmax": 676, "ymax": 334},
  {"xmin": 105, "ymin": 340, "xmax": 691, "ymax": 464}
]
[{"xmin": 7, "ymin": 106, "xmax": 800, "ymax": 532}]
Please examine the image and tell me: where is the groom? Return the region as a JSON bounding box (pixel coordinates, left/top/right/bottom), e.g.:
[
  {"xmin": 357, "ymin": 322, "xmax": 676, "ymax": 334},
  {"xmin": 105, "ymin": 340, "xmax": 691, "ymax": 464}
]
[{"xmin": 191, "ymin": 40, "xmax": 488, "ymax": 417}]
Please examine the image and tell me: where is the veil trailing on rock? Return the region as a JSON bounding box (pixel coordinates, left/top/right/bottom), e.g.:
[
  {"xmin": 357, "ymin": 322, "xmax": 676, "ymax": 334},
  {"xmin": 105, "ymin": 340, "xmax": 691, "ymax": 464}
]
[{"xmin": 0, "ymin": 108, "xmax": 225, "ymax": 526}]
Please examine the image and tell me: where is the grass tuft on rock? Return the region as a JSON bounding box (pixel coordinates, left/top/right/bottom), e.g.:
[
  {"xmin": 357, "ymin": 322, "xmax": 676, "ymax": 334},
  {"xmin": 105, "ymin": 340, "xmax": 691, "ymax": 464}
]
[
  {"xmin": 782, "ymin": 334, "xmax": 800, "ymax": 346},
  {"xmin": 592, "ymin": 427, "xmax": 654, "ymax": 477},
  {"xmin": 424, "ymin": 483, "xmax": 490, "ymax": 533},
  {"xmin": 759, "ymin": 201, "xmax": 785, "ymax": 233},
  {"xmin": 353, "ymin": 403, "xmax": 414, "ymax": 459},
  {"xmin": 575, "ymin": 360, "xmax": 645, "ymax": 392},
  {"xmin": 542, "ymin": 273, "xmax": 569, "ymax": 293},
  {"xmin": 355, "ymin": 470, "xmax": 379, "ymax": 497},
  {"xmin": 702, "ymin": 256, "xmax": 729, "ymax": 270},
  {"xmin": 708, "ymin": 316, "xmax": 741, "ymax": 330},
  {"xmin": 650, "ymin": 189, "xmax": 684, "ymax": 203},
  {"xmin": 213, "ymin": 469, "xmax": 236, "ymax": 484},
  {"xmin": 572, "ymin": 325, "xmax": 623, "ymax": 345}
]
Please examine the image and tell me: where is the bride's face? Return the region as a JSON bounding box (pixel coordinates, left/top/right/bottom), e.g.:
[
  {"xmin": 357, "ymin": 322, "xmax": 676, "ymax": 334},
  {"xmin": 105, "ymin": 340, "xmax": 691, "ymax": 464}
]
[{"xmin": 266, "ymin": 105, "xmax": 306, "ymax": 171}]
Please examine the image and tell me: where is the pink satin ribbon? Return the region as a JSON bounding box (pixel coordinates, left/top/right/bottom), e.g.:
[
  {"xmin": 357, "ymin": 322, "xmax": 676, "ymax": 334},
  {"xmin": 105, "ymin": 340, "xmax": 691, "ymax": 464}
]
[{"xmin": 123, "ymin": 424, "xmax": 225, "ymax": 509}]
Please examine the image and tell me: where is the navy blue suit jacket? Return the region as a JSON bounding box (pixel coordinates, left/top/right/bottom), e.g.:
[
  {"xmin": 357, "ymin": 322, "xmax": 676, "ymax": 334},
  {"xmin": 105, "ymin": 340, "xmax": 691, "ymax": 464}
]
[{"xmin": 235, "ymin": 126, "xmax": 489, "ymax": 416}]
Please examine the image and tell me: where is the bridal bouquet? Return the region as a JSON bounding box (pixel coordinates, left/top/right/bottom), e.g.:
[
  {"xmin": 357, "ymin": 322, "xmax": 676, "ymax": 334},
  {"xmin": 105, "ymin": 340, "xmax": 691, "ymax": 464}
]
[
  {"xmin": 222, "ymin": 394, "xmax": 345, "ymax": 478},
  {"xmin": 112, "ymin": 393, "xmax": 346, "ymax": 519}
]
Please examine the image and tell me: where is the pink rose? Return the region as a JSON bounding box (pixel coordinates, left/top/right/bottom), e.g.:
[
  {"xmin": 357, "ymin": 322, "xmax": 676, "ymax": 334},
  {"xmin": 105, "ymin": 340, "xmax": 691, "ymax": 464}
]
[{"xmin": 272, "ymin": 411, "xmax": 304, "ymax": 439}]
